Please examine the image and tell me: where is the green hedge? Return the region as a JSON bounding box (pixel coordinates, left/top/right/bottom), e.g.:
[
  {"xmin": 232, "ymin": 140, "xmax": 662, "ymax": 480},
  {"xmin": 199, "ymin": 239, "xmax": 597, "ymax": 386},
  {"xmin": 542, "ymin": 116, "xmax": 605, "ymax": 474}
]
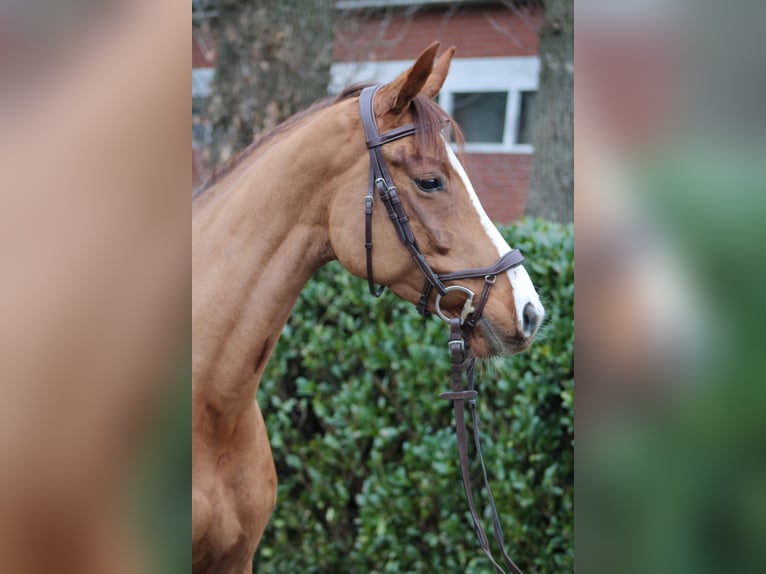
[{"xmin": 256, "ymin": 219, "xmax": 573, "ymax": 573}]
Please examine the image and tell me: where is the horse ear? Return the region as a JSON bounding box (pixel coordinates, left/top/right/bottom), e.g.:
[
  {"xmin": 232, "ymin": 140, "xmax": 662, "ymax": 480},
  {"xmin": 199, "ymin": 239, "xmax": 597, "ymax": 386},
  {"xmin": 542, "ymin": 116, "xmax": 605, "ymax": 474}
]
[
  {"xmin": 376, "ymin": 42, "xmax": 440, "ymax": 116},
  {"xmin": 421, "ymin": 46, "xmax": 455, "ymax": 99}
]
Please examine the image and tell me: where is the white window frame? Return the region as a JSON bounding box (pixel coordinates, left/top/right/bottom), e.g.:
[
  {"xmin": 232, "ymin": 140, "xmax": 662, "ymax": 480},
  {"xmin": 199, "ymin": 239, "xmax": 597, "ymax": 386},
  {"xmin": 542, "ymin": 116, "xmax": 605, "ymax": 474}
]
[
  {"xmin": 192, "ymin": 68, "xmax": 214, "ymax": 98},
  {"xmin": 330, "ymin": 56, "xmax": 539, "ymax": 154},
  {"xmin": 192, "ymin": 68, "xmax": 215, "ymax": 149}
]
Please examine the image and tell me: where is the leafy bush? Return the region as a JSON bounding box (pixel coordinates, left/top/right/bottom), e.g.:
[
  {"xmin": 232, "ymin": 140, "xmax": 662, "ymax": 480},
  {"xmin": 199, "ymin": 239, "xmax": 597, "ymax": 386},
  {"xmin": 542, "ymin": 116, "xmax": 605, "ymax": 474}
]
[{"xmin": 256, "ymin": 219, "xmax": 573, "ymax": 573}]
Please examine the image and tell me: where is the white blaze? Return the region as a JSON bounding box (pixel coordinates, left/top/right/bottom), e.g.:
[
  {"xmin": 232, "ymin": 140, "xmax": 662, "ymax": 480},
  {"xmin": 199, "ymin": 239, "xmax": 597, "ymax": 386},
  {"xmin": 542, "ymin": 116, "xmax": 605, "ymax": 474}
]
[{"xmin": 444, "ymin": 144, "xmax": 544, "ymax": 334}]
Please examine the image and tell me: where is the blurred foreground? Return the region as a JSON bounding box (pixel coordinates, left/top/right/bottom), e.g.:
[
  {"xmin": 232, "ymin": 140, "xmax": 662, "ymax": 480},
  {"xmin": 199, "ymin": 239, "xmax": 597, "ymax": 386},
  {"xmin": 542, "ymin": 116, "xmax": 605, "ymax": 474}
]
[
  {"xmin": 0, "ymin": 2, "xmax": 188, "ymax": 573},
  {"xmin": 576, "ymin": 1, "xmax": 766, "ymax": 572}
]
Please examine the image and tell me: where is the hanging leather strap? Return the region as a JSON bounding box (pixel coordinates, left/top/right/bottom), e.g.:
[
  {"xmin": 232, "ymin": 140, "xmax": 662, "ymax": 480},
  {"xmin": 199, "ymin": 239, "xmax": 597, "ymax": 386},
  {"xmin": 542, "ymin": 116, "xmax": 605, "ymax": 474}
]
[{"xmin": 440, "ymin": 318, "xmax": 525, "ymax": 574}]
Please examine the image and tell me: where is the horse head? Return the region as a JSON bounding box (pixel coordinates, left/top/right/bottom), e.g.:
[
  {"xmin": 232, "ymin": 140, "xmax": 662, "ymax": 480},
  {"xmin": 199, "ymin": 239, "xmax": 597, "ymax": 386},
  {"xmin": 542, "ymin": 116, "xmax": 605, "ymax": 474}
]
[{"xmin": 328, "ymin": 43, "xmax": 544, "ymax": 358}]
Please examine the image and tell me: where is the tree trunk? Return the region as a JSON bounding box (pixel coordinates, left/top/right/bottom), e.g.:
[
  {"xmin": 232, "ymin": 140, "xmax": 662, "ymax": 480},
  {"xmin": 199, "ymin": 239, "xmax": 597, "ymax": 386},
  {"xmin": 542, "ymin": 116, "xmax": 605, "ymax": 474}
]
[
  {"xmin": 209, "ymin": 0, "xmax": 336, "ymax": 165},
  {"xmin": 525, "ymin": 0, "xmax": 574, "ymax": 222}
]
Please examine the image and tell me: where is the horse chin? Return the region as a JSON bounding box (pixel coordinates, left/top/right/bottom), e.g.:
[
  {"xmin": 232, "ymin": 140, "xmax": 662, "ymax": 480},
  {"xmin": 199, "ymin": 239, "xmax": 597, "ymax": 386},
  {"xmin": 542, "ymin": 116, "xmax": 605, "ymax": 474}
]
[{"xmin": 470, "ymin": 318, "xmax": 531, "ymax": 359}]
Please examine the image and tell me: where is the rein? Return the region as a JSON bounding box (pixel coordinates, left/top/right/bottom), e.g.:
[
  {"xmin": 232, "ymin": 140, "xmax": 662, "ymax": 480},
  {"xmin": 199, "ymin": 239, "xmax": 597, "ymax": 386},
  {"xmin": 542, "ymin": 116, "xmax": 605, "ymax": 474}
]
[{"xmin": 359, "ymin": 85, "xmax": 526, "ymax": 574}]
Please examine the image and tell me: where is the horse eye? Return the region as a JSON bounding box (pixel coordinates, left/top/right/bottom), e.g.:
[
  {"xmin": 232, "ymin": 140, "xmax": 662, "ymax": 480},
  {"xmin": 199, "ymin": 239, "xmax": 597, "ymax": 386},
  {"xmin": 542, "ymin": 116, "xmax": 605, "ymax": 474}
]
[{"xmin": 415, "ymin": 177, "xmax": 444, "ymax": 193}]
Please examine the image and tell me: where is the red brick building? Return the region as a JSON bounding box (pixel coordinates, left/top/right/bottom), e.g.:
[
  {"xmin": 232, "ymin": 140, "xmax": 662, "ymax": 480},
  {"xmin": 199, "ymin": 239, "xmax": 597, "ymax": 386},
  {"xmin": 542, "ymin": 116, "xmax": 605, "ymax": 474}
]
[
  {"xmin": 193, "ymin": 0, "xmax": 543, "ymax": 222},
  {"xmin": 191, "ymin": 3, "xmax": 215, "ymax": 188}
]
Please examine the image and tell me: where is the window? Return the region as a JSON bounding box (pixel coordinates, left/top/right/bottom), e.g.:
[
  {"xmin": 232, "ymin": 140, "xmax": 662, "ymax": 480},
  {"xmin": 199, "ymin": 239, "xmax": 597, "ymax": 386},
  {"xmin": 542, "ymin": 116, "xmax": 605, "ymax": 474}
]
[
  {"xmin": 516, "ymin": 91, "xmax": 537, "ymax": 145},
  {"xmin": 449, "ymin": 90, "xmax": 536, "ymax": 150},
  {"xmin": 452, "ymin": 92, "xmax": 507, "ymax": 144},
  {"xmin": 192, "ymin": 68, "xmax": 214, "ymax": 149}
]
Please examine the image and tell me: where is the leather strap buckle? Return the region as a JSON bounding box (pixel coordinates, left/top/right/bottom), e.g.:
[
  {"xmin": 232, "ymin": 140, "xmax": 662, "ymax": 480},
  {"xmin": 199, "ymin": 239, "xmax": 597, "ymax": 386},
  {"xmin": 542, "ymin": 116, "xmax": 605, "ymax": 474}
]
[
  {"xmin": 448, "ymin": 338, "xmax": 465, "ymax": 353},
  {"xmin": 374, "ymin": 177, "xmax": 388, "ymax": 195}
]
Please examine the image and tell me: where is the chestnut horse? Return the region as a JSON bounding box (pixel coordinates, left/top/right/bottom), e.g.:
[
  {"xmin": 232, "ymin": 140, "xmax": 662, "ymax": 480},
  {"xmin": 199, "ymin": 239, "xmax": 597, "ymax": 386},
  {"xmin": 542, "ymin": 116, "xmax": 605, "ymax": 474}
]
[{"xmin": 192, "ymin": 43, "xmax": 543, "ymax": 573}]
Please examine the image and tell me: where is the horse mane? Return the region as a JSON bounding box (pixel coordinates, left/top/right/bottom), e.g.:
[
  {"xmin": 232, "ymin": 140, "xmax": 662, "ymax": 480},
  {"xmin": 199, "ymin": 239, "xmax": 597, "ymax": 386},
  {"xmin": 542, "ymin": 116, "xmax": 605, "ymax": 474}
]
[{"xmin": 193, "ymin": 82, "xmax": 463, "ymax": 202}]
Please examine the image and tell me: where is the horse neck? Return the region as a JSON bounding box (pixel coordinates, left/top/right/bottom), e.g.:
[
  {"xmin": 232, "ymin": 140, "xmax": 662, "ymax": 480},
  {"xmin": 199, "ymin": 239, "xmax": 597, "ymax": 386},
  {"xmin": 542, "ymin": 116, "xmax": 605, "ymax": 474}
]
[{"xmin": 193, "ymin": 111, "xmax": 348, "ymax": 425}]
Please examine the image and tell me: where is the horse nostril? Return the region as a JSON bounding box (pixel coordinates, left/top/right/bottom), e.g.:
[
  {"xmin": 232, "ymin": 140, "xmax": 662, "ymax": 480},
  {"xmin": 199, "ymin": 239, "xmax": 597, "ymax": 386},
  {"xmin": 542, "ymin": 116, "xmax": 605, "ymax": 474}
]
[{"xmin": 523, "ymin": 302, "xmax": 541, "ymax": 336}]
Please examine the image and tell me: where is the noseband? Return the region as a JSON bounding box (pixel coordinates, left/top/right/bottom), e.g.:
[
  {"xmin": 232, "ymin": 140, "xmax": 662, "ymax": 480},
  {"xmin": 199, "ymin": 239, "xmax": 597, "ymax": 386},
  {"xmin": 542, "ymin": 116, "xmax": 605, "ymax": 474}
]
[{"xmin": 359, "ymin": 85, "xmax": 526, "ymax": 574}]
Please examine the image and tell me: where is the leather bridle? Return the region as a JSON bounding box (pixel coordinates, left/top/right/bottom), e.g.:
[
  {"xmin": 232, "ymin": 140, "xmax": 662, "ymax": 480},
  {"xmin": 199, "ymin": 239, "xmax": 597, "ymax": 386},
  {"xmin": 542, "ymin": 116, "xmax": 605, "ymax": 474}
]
[
  {"xmin": 359, "ymin": 85, "xmax": 526, "ymax": 574},
  {"xmin": 360, "ymin": 86, "xmax": 525, "ymax": 322}
]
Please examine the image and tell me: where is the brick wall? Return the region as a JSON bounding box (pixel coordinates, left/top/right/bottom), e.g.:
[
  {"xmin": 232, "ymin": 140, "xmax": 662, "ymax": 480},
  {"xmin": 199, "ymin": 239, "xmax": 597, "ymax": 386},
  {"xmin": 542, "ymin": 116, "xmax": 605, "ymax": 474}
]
[
  {"xmin": 464, "ymin": 153, "xmax": 532, "ymax": 223},
  {"xmin": 334, "ymin": 4, "xmax": 541, "ymax": 222},
  {"xmin": 193, "ymin": 34, "xmax": 215, "ymax": 68},
  {"xmin": 194, "ymin": 4, "xmax": 542, "ymax": 65},
  {"xmin": 334, "ymin": 4, "xmax": 542, "ymax": 62}
]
